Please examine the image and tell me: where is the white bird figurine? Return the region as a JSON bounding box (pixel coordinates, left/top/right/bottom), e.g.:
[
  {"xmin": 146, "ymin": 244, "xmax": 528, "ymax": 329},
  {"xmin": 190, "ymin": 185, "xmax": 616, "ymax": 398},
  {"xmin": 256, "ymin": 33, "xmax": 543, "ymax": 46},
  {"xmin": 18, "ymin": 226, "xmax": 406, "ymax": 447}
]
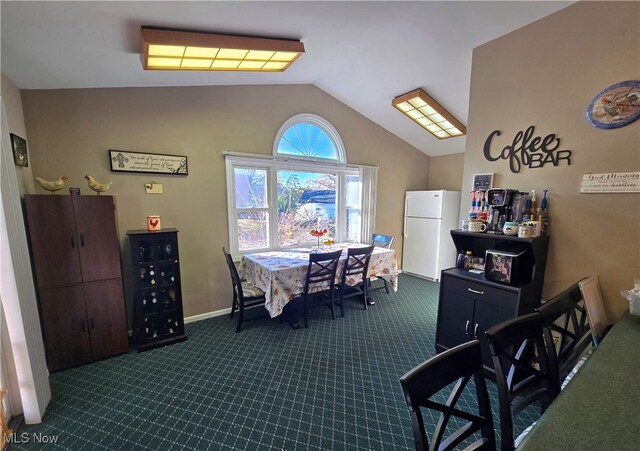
[
  {"xmin": 84, "ymin": 175, "xmax": 112, "ymax": 194},
  {"xmin": 34, "ymin": 175, "xmax": 68, "ymax": 192}
]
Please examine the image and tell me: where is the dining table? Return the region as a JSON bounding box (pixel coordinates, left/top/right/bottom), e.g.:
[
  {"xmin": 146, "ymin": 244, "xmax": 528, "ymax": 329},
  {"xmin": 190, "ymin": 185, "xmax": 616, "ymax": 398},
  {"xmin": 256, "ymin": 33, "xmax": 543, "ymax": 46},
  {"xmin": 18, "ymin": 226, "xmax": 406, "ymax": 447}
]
[
  {"xmin": 517, "ymin": 310, "xmax": 640, "ymax": 450},
  {"xmin": 241, "ymin": 243, "xmax": 398, "ymax": 318}
]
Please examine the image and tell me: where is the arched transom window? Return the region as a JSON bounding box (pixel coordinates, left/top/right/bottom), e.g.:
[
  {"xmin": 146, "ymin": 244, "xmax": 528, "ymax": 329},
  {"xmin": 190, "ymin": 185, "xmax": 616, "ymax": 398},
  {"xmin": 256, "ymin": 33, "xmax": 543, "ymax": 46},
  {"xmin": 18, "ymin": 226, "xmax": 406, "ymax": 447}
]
[{"xmin": 273, "ymin": 113, "xmax": 346, "ymax": 163}]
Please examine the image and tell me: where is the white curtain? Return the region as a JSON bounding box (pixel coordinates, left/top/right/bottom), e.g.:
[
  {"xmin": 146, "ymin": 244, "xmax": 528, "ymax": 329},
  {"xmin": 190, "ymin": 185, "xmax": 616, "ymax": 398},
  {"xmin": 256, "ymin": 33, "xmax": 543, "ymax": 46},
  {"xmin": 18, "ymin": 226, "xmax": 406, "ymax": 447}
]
[{"xmin": 360, "ymin": 166, "xmax": 378, "ymax": 243}]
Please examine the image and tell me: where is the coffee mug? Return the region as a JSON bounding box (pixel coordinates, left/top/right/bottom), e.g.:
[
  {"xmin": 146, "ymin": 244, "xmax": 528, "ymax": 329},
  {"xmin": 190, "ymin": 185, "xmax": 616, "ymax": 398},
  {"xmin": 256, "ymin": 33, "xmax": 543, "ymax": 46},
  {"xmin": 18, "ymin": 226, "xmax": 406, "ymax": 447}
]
[
  {"xmin": 518, "ymin": 224, "xmax": 534, "ymax": 238},
  {"xmin": 459, "ymin": 219, "xmax": 469, "ymax": 231},
  {"xmin": 468, "ymin": 221, "xmax": 487, "ymax": 233},
  {"xmin": 502, "ymin": 221, "xmax": 518, "ymax": 236},
  {"xmin": 527, "ymin": 221, "xmax": 542, "ymax": 237}
]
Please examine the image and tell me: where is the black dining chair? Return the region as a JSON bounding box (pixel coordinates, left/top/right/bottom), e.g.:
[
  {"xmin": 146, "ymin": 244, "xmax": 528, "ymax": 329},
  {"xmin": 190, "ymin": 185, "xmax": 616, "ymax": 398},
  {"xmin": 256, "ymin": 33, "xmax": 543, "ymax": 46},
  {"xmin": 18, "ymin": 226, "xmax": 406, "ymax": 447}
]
[
  {"xmin": 222, "ymin": 247, "xmax": 268, "ymax": 333},
  {"xmin": 369, "ymin": 233, "xmax": 394, "ymax": 295},
  {"xmin": 298, "ymin": 249, "xmax": 343, "ymax": 328},
  {"xmin": 336, "ymin": 245, "xmax": 374, "ymax": 316},
  {"xmin": 399, "ymin": 340, "xmax": 496, "ymax": 451},
  {"xmin": 485, "ymin": 313, "xmax": 557, "ymax": 451},
  {"xmin": 536, "ymin": 281, "xmax": 592, "ymax": 393}
]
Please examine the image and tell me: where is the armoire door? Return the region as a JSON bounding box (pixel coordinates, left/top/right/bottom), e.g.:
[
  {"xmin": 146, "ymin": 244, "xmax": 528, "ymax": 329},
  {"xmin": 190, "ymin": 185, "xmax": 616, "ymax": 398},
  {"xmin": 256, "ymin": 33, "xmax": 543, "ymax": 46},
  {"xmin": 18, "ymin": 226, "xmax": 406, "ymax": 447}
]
[
  {"xmin": 38, "ymin": 285, "xmax": 92, "ymax": 371},
  {"xmin": 72, "ymin": 196, "xmax": 122, "ymax": 282},
  {"xmin": 24, "ymin": 195, "xmax": 82, "ymax": 287},
  {"xmin": 83, "ymin": 279, "xmax": 129, "ymax": 360}
]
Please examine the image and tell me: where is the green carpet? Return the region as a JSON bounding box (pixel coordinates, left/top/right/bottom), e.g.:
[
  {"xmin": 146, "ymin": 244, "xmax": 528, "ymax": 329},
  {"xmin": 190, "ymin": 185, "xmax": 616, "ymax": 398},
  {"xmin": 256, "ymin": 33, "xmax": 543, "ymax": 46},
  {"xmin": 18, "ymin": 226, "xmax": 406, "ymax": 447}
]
[{"xmin": 9, "ymin": 274, "xmax": 536, "ymax": 450}]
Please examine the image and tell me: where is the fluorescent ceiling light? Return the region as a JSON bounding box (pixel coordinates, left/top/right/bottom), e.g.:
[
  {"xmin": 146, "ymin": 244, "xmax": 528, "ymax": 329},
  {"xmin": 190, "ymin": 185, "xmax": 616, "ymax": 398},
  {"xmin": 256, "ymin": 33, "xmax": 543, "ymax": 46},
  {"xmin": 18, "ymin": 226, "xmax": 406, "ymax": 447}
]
[
  {"xmin": 140, "ymin": 27, "xmax": 305, "ymax": 72},
  {"xmin": 392, "ymin": 89, "xmax": 467, "ymax": 140}
]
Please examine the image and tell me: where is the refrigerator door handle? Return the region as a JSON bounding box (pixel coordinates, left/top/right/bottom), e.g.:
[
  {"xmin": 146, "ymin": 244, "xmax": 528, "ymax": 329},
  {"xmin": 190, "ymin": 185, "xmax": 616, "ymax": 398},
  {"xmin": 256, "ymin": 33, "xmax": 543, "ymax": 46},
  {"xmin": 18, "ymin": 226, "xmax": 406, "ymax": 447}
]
[{"xmin": 404, "ymin": 217, "xmax": 407, "ymax": 238}]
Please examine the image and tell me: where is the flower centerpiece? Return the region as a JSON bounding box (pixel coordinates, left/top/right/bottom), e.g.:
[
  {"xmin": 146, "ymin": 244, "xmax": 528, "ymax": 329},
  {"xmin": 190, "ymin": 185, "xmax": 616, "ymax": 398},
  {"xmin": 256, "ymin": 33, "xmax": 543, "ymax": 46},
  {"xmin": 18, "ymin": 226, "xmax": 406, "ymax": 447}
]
[{"xmin": 310, "ymin": 228, "xmax": 328, "ymax": 250}]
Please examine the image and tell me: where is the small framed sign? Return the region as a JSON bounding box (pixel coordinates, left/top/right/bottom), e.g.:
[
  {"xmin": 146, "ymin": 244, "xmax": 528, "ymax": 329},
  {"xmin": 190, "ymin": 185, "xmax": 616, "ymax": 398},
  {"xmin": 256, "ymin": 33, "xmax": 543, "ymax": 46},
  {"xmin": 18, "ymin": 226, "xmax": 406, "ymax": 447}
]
[
  {"xmin": 10, "ymin": 133, "xmax": 28, "ymax": 167},
  {"xmin": 473, "ymin": 173, "xmax": 493, "ymax": 191},
  {"xmin": 147, "ymin": 215, "xmax": 162, "ymax": 231},
  {"xmin": 109, "ymin": 150, "xmax": 188, "ymax": 175}
]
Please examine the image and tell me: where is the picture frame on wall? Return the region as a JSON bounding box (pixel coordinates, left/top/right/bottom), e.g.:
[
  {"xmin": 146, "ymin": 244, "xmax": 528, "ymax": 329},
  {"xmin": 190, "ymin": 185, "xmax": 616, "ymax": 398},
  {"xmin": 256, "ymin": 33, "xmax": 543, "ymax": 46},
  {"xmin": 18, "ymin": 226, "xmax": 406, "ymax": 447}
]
[
  {"xmin": 10, "ymin": 133, "xmax": 28, "ymax": 167},
  {"xmin": 472, "ymin": 173, "xmax": 493, "ymax": 191}
]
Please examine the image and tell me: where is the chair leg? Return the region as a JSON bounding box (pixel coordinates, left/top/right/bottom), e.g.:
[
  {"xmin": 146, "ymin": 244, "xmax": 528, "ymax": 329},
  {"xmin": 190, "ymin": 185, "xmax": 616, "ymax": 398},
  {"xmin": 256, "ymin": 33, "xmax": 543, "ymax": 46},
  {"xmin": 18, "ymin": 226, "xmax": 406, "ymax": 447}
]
[
  {"xmin": 383, "ymin": 278, "xmax": 390, "ymax": 294},
  {"xmin": 303, "ymin": 296, "xmax": 309, "ymax": 329},
  {"xmin": 236, "ymin": 303, "xmax": 243, "ymax": 333},
  {"xmin": 329, "ymin": 291, "xmax": 336, "ymax": 320},
  {"xmin": 362, "ymin": 282, "xmax": 368, "ymax": 310},
  {"xmin": 339, "ymin": 286, "xmax": 345, "ymax": 318},
  {"xmin": 230, "ymin": 292, "xmax": 237, "ymax": 318}
]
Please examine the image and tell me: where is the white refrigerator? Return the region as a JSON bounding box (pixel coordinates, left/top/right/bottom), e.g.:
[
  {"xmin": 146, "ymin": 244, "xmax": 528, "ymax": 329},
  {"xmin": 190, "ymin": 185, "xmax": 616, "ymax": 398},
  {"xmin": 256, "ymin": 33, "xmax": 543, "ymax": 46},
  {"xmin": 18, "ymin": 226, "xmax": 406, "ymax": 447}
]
[{"xmin": 402, "ymin": 190, "xmax": 461, "ymax": 281}]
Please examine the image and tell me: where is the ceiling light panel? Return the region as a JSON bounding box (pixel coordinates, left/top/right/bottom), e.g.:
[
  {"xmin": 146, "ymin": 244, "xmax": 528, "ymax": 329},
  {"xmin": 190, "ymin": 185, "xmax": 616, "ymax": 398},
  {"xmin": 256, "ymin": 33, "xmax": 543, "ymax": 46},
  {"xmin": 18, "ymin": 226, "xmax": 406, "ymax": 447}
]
[
  {"xmin": 392, "ymin": 88, "xmax": 467, "ymax": 140},
  {"xmin": 140, "ymin": 27, "xmax": 305, "ymax": 72}
]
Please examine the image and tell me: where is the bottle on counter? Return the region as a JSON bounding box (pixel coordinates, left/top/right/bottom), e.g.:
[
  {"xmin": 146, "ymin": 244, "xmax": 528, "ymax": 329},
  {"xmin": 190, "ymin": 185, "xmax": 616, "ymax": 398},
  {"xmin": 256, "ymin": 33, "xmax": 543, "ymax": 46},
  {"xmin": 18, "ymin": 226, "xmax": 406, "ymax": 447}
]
[{"xmin": 463, "ymin": 251, "xmax": 473, "ymax": 270}]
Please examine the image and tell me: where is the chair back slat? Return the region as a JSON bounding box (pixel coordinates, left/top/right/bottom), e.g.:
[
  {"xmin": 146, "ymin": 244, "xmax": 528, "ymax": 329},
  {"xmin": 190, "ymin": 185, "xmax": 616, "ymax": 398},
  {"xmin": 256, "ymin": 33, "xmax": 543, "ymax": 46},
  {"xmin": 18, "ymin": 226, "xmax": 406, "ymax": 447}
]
[
  {"xmin": 485, "ymin": 313, "xmax": 556, "ymax": 451},
  {"xmin": 400, "ymin": 340, "xmax": 496, "ymax": 451},
  {"xmin": 341, "ymin": 245, "xmax": 374, "ymax": 281},
  {"xmin": 304, "ymin": 249, "xmax": 343, "ymax": 295},
  {"xmin": 222, "ymin": 247, "xmax": 244, "ymax": 298}
]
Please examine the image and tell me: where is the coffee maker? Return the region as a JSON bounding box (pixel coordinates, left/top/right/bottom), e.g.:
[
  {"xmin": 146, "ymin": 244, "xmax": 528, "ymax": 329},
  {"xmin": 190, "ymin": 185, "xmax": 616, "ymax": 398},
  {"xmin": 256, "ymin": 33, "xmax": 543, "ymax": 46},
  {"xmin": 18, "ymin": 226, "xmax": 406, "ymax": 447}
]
[{"xmin": 486, "ymin": 189, "xmax": 518, "ymax": 234}]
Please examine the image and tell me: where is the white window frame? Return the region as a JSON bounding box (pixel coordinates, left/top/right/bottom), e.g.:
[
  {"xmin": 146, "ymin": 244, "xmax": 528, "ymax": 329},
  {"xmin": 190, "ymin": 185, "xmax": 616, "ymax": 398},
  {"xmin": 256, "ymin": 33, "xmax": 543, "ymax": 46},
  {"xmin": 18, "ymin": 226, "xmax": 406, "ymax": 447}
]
[
  {"xmin": 225, "ymin": 154, "xmax": 362, "ymax": 258},
  {"xmin": 273, "ymin": 113, "xmax": 346, "ymax": 163}
]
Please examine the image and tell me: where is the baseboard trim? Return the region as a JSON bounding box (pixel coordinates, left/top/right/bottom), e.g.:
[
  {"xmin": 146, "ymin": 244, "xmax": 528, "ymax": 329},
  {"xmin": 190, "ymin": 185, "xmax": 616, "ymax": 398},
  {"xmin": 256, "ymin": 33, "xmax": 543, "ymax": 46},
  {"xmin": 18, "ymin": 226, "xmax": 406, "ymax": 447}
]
[{"xmin": 184, "ymin": 307, "xmax": 232, "ymax": 324}]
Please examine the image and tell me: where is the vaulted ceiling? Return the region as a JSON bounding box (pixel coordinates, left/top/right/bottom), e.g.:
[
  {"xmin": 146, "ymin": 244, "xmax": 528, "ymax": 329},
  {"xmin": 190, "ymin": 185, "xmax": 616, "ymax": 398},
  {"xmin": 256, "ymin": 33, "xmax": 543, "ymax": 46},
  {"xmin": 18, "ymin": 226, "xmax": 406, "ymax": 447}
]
[{"xmin": 1, "ymin": 1, "xmax": 571, "ymax": 156}]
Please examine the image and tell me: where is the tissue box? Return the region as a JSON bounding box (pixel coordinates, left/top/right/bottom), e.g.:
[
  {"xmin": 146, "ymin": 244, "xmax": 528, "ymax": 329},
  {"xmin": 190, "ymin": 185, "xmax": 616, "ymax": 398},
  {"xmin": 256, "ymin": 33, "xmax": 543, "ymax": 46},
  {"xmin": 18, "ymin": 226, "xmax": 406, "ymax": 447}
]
[{"xmin": 484, "ymin": 249, "xmax": 529, "ymax": 285}]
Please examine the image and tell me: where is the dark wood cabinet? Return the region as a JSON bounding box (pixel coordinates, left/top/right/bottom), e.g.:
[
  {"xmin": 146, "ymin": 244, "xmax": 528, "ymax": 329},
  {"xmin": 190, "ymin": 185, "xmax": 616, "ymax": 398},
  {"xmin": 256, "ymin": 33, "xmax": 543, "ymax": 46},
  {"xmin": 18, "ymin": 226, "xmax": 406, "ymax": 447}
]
[
  {"xmin": 127, "ymin": 229, "xmax": 187, "ymax": 352},
  {"xmin": 24, "ymin": 195, "xmax": 129, "ymax": 372},
  {"xmin": 435, "ymin": 231, "xmax": 549, "ymax": 373}
]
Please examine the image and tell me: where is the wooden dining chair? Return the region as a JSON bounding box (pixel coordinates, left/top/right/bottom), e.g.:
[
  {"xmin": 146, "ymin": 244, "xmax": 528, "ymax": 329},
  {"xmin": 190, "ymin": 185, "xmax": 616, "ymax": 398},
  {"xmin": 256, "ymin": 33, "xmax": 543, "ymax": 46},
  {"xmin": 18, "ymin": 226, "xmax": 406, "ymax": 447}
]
[
  {"xmin": 222, "ymin": 247, "xmax": 267, "ymax": 333},
  {"xmin": 299, "ymin": 249, "xmax": 343, "ymax": 328},
  {"xmin": 485, "ymin": 313, "xmax": 557, "ymax": 451},
  {"xmin": 369, "ymin": 233, "xmax": 393, "ymax": 295},
  {"xmin": 399, "ymin": 340, "xmax": 496, "ymax": 451},
  {"xmin": 336, "ymin": 245, "xmax": 374, "ymax": 316},
  {"xmin": 536, "ymin": 281, "xmax": 592, "ymax": 392}
]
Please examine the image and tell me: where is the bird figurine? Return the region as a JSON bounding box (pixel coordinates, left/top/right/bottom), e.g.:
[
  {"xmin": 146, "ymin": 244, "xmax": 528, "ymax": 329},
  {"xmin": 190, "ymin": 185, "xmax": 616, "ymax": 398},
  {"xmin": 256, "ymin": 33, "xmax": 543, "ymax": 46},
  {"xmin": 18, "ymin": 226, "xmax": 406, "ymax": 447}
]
[
  {"xmin": 84, "ymin": 175, "xmax": 112, "ymax": 195},
  {"xmin": 34, "ymin": 175, "xmax": 68, "ymax": 192}
]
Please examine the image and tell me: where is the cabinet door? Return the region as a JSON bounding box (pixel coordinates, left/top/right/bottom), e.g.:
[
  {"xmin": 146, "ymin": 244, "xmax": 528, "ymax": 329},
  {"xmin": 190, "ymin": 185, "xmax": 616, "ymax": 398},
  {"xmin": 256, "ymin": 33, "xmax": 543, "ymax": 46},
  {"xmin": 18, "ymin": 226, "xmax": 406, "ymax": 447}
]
[
  {"xmin": 435, "ymin": 280, "xmax": 475, "ymax": 350},
  {"xmin": 39, "ymin": 285, "xmax": 92, "ymax": 371},
  {"xmin": 472, "ymin": 295, "xmax": 518, "ymax": 368},
  {"xmin": 84, "ymin": 279, "xmax": 129, "ymax": 360},
  {"xmin": 72, "ymin": 196, "xmax": 122, "ymax": 282},
  {"xmin": 25, "ymin": 195, "xmax": 82, "ymax": 287}
]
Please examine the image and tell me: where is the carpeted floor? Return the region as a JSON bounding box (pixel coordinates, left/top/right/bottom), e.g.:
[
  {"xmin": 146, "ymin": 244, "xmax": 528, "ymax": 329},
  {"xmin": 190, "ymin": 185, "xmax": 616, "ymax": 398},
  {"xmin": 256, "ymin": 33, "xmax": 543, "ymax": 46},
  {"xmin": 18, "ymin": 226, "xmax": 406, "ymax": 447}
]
[{"xmin": 9, "ymin": 274, "xmax": 536, "ymax": 450}]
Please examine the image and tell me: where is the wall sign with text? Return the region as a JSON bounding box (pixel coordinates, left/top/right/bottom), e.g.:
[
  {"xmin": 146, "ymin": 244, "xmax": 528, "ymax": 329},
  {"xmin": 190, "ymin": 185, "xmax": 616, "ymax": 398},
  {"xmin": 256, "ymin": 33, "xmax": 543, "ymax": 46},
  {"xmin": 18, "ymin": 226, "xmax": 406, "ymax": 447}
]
[
  {"xmin": 580, "ymin": 172, "xmax": 639, "ymax": 193},
  {"xmin": 483, "ymin": 125, "xmax": 572, "ymax": 173},
  {"xmin": 109, "ymin": 150, "xmax": 188, "ymax": 175}
]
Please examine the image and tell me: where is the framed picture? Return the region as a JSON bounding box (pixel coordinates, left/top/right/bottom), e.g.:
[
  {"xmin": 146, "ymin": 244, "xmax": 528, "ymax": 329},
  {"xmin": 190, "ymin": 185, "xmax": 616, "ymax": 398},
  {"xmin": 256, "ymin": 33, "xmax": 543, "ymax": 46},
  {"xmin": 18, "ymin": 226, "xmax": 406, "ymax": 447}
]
[
  {"xmin": 10, "ymin": 133, "xmax": 28, "ymax": 167},
  {"xmin": 472, "ymin": 173, "xmax": 493, "ymax": 191},
  {"xmin": 109, "ymin": 150, "xmax": 188, "ymax": 175}
]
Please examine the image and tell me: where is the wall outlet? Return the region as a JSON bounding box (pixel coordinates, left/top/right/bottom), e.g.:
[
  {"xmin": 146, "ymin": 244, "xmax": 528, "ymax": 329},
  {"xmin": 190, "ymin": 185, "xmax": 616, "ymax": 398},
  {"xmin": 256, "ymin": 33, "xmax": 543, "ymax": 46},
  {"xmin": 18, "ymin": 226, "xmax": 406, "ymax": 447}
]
[{"xmin": 145, "ymin": 183, "xmax": 163, "ymax": 194}]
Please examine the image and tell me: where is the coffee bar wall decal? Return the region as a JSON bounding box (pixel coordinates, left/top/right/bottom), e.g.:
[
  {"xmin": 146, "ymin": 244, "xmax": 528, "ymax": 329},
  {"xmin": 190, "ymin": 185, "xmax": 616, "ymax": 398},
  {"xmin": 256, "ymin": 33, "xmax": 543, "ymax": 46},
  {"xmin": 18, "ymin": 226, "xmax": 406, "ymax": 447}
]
[{"xmin": 483, "ymin": 125, "xmax": 572, "ymax": 173}]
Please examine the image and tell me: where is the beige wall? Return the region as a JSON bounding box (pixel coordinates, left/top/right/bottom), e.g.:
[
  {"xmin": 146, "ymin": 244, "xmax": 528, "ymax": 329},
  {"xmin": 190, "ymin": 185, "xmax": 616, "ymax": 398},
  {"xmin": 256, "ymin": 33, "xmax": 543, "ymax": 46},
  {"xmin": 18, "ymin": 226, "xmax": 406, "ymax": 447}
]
[
  {"xmin": 463, "ymin": 1, "xmax": 640, "ymax": 318},
  {"xmin": 428, "ymin": 153, "xmax": 464, "ymax": 191},
  {"xmin": 20, "ymin": 84, "xmax": 430, "ymax": 321},
  {"xmin": 1, "ymin": 73, "xmax": 35, "ymax": 195}
]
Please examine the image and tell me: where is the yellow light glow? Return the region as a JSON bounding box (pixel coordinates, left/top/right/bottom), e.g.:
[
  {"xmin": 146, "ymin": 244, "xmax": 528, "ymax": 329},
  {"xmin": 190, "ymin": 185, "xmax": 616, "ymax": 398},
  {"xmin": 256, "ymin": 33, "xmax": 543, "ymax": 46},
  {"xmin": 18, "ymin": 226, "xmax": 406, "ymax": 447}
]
[
  {"xmin": 440, "ymin": 120, "xmax": 455, "ymax": 130},
  {"xmin": 426, "ymin": 124, "xmax": 442, "ymax": 133},
  {"xmin": 408, "ymin": 98, "xmax": 427, "ymax": 109},
  {"xmin": 246, "ymin": 50, "xmax": 275, "ymax": 60},
  {"xmin": 217, "ymin": 48, "xmax": 249, "ymax": 59},
  {"xmin": 148, "ymin": 45, "xmax": 185, "ymax": 57},
  {"xmin": 181, "ymin": 59, "xmax": 213, "ymax": 69},
  {"xmin": 448, "ymin": 129, "xmax": 463, "ymax": 136},
  {"xmin": 211, "ymin": 59, "xmax": 241, "ymax": 69},
  {"xmin": 184, "ymin": 47, "xmax": 219, "ymax": 58},
  {"xmin": 147, "ymin": 57, "xmax": 182, "ymax": 68},
  {"xmin": 262, "ymin": 61, "xmax": 288, "ymax": 70},
  {"xmin": 429, "ymin": 113, "xmax": 446, "ymax": 123},
  {"xmin": 407, "ymin": 110, "xmax": 423, "ymax": 120},
  {"xmin": 238, "ymin": 60, "xmax": 266, "ymax": 70},
  {"xmin": 272, "ymin": 51, "xmax": 298, "ymax": 61},
  {"xmin": 416, "ymin": 117, "xmax": 433, "ymax": 126},
  {"xmin": 434, "ymin": 130, "xmax": 450, "ymax": 138},
  {"xmin": 396, "ymin": 102, "xmax": 413, "ymax": 112},
  {"xmin": 419, "ymin": 105, "xmax": 437, "ymax": 116}
]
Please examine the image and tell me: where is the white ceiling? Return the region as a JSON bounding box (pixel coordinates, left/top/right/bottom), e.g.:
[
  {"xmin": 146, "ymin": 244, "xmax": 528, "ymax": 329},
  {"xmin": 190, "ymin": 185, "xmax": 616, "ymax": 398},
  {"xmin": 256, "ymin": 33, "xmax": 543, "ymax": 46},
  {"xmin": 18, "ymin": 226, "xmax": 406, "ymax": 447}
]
[{"xmin": 1, "ymin": 1, "xmax": 571, "ymax": 157}]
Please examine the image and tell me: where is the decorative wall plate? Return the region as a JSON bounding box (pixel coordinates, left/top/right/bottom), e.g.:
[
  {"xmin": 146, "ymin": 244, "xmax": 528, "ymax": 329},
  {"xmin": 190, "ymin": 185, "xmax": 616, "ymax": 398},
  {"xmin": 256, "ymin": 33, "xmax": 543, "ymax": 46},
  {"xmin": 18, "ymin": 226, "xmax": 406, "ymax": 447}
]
[{"xmin": 586, "ymin": 80, "xmax": 640, "ymax": 129}]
